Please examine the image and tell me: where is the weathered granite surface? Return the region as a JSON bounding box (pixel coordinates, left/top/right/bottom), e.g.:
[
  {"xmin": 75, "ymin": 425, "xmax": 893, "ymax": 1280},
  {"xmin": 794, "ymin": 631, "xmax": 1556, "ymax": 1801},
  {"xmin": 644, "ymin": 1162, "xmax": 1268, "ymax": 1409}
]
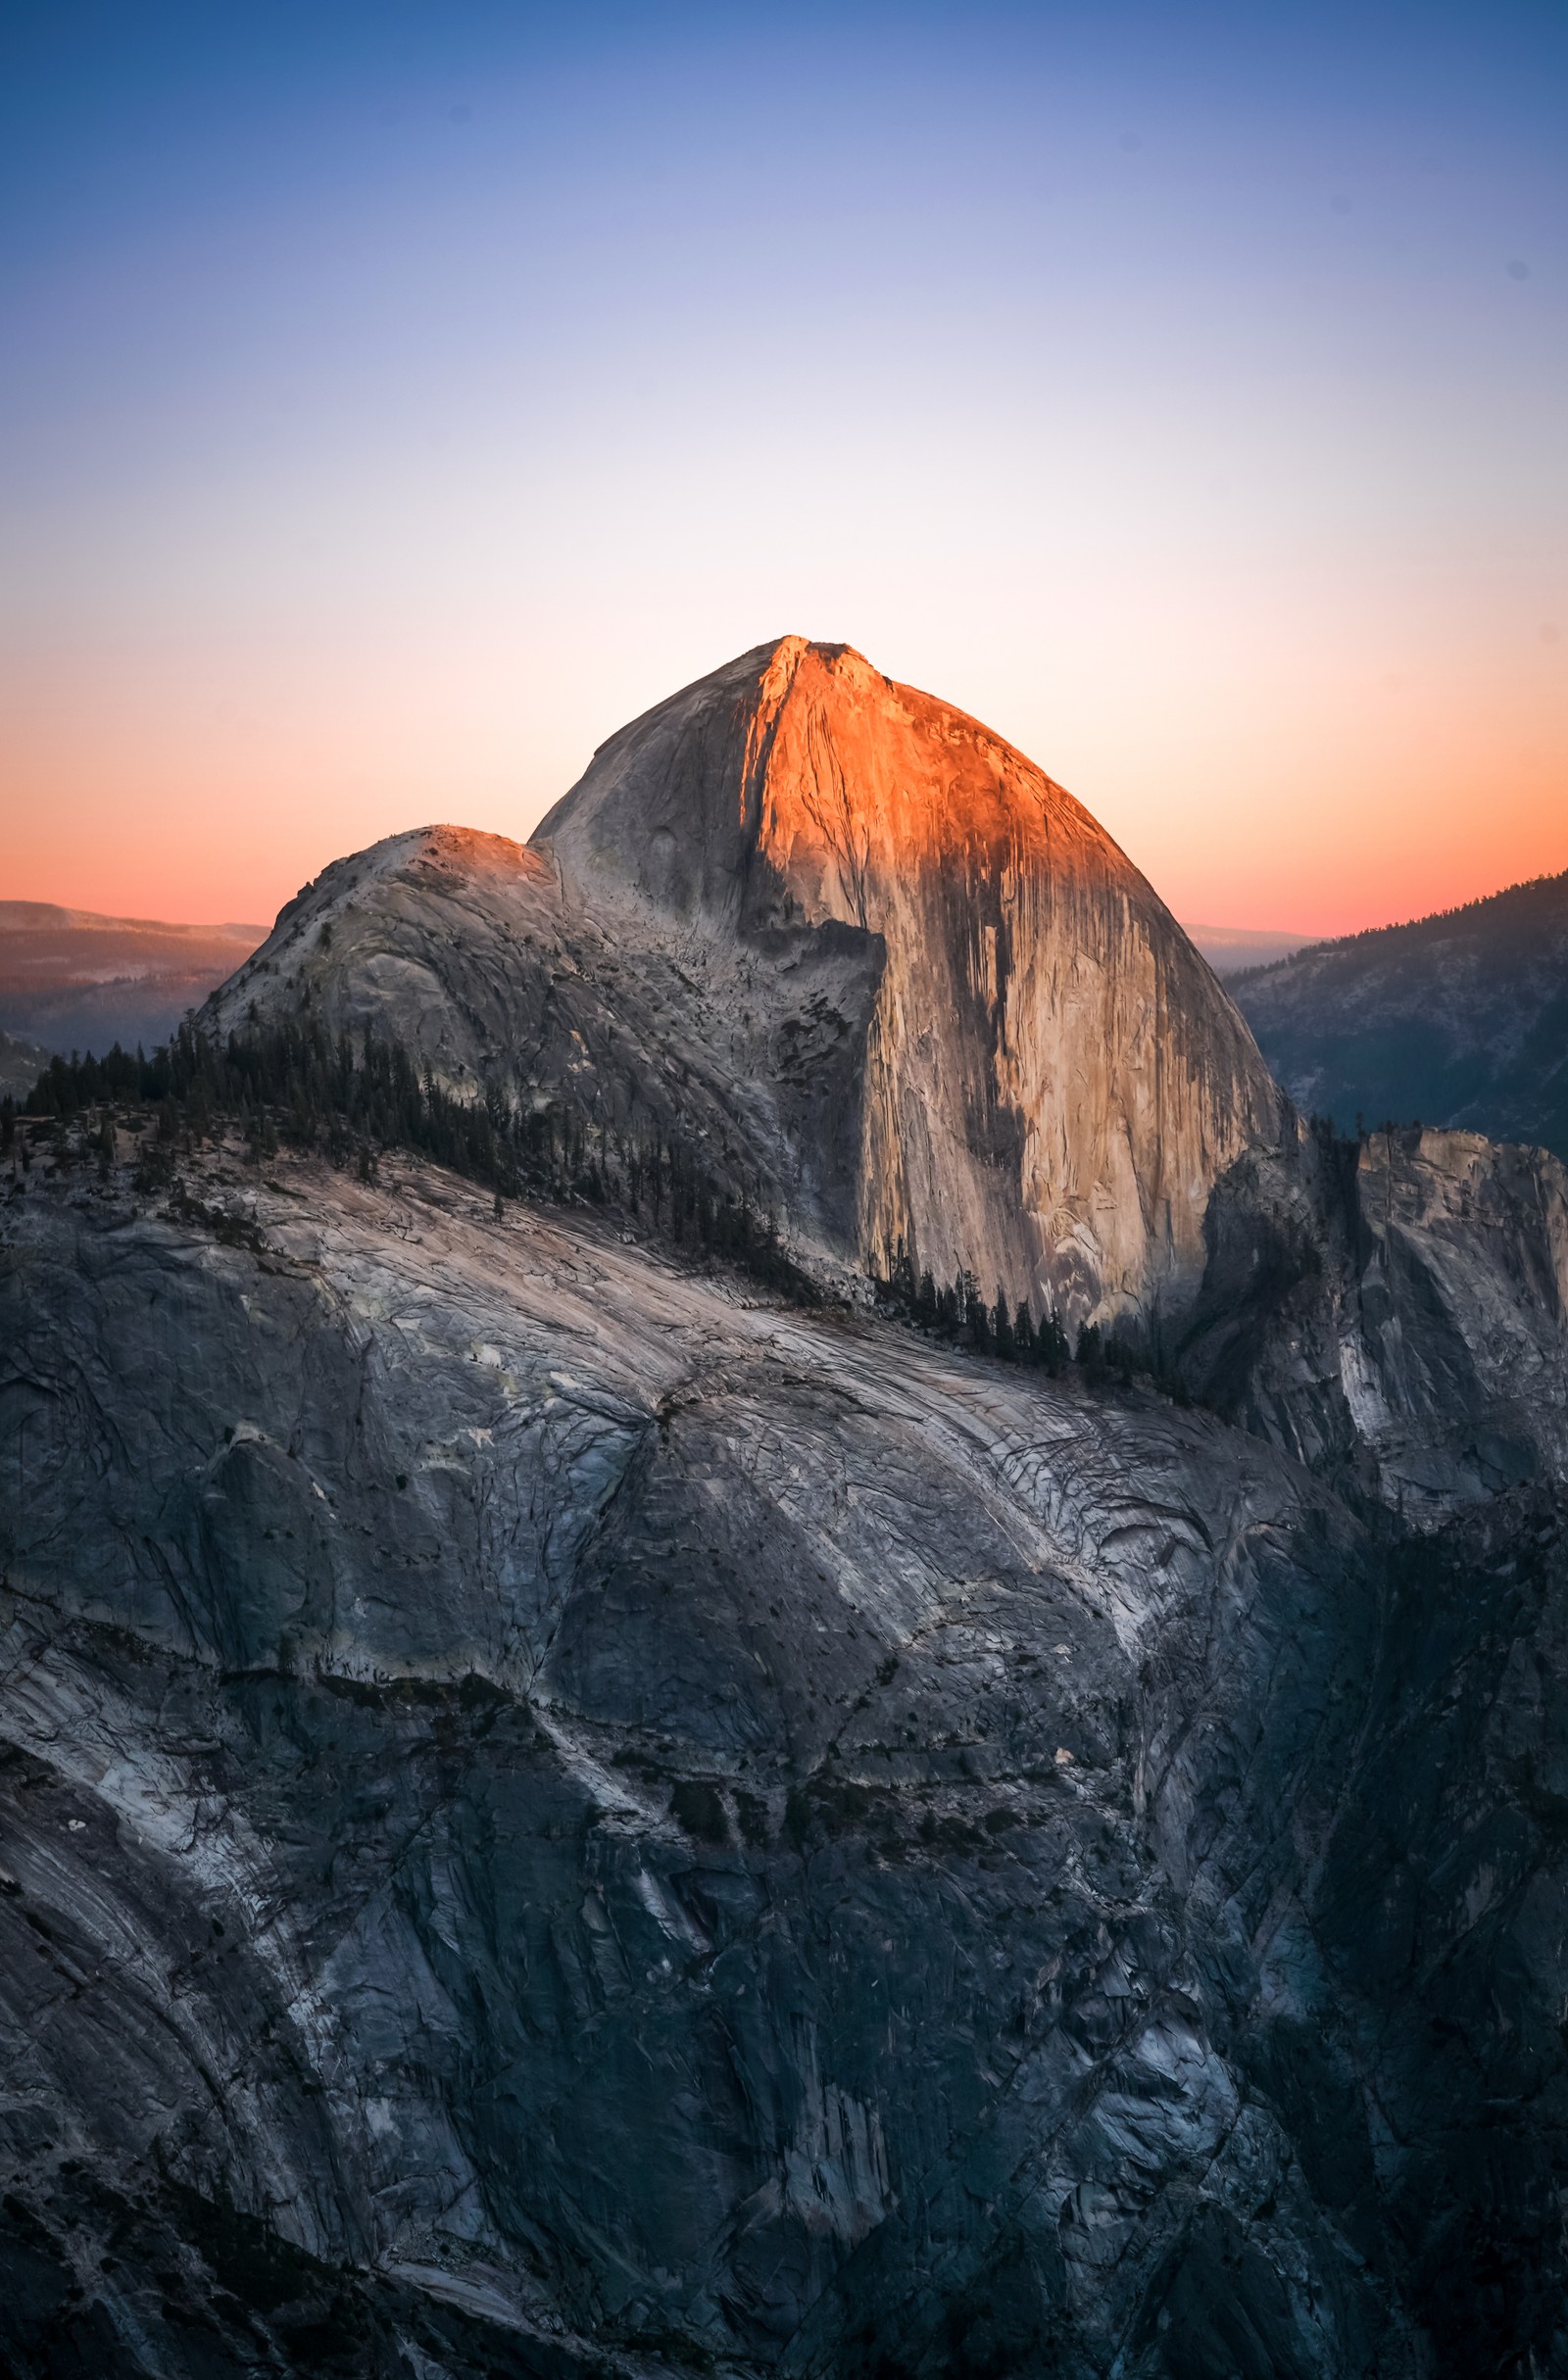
[
  {"xmin": 1179, "ymin": 1120, "xmax": 1568, "ymax": 1522},
  {"xmin": 2, "ymin": 1146, "xmax": 1566, "ymax": 2376}
]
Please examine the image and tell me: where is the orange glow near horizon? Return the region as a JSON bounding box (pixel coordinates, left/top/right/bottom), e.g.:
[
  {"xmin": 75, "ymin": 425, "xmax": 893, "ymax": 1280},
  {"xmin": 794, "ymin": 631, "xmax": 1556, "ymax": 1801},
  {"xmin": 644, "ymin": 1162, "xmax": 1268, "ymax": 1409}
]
[
  {"xmin": 5, "ymin": 11, "xmax": 1564, "ymax": 942},
  {"xmin": 3, "ymin": 601, "xmax": 1561, "ymax": 939}
]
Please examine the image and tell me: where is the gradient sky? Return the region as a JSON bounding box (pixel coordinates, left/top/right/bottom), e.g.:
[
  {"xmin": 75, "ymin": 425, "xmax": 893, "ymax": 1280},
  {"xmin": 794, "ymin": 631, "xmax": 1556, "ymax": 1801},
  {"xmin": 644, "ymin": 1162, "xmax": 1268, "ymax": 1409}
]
[{"xmin": 3, "ymin": 0, "xmax": 1564, "ymax": 934}]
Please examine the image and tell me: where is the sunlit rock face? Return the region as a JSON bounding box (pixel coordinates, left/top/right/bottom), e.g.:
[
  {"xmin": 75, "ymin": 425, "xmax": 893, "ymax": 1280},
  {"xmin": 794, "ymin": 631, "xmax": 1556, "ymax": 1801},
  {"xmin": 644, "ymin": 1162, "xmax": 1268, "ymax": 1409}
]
[
  {"xmin": 215, "ymin": 639, "xmax": 1281, "ymax": 1333},
  {"xmin": 197, "ymin": 643, "xmax": 1568, "ymax": 1522},
  {"xmin": 539, "ymin": 637, "xmax": 1283, "ymax": 1328}
]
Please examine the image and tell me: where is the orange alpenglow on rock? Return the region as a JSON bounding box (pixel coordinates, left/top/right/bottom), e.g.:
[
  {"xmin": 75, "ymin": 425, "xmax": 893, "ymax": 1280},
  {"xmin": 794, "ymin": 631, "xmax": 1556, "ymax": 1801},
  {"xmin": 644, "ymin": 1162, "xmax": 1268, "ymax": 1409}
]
[
  {"xmin": 537, "ymin": 636, "xmax": 1283, "ymax": 1325},
  {"xmin": 217, "ymin": 636, "xmax": 1283, "ymax": 1333}
]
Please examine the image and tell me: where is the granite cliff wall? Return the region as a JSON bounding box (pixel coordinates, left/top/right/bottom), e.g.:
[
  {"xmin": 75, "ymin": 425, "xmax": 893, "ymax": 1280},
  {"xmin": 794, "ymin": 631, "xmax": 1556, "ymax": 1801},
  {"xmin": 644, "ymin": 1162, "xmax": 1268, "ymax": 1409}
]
[{"xmin": 539, "ymin": 637, "xmax": 1283, "ymax": 1329}]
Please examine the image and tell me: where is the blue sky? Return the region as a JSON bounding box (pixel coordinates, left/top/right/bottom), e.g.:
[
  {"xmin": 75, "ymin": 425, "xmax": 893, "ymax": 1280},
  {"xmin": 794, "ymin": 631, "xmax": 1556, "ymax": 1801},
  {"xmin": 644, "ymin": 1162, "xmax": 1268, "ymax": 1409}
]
[{"xmin": 3, "ymin": 1, "xmax": 1564, "ymax": 927}]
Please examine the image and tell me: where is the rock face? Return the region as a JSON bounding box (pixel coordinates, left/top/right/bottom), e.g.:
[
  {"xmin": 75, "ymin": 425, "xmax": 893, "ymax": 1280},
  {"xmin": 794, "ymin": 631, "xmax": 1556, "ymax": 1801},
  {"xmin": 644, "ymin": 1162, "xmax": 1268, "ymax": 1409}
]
[
  {"xmin": 5, "ymin": 638, "xmax": 1568, "ymax": 2377},
  {"xmin": 1178, "ymin": 1120, "xmax": 1568, "ymax": 1522},
  {"xmin": 215, "ymin": 639, "xmax": 1281, "ymax": 1332},
  {"xmin": 1230, "ymin": 866, "xmax": 1568, "ymax": 1162},
  {"xmin": 0, "ymin": 1027, "xmax": 53, "ymax": 1102},
  {"xmin": 4, "ymin": 1148, "xmax": 1567, "ymax": 2378}
]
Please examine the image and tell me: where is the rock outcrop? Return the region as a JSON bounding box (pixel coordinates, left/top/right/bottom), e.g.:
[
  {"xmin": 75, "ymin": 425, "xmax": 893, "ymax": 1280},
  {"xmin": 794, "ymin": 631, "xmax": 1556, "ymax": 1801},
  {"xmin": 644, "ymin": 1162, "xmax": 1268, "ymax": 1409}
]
[
  {"xmin": 214, "ymin": 639, "xmax": 1282, "ymax": 1333},
  {"xmin": 0, "ymin": 1027, "xmax": 53, "ymax": 1103},
  {"xmin": 4, "ymin": 1145, "xmax": 1566, "ymax": 2378},
  {"xmin": 1178, "ymin": 1120, "xmax": 1568, "ymax": 1521}
]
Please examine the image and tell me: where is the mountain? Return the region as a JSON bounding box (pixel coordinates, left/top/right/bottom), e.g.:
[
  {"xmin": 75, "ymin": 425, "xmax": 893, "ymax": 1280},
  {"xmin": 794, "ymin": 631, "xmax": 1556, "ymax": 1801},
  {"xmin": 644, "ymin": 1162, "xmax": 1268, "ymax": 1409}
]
[
  {"xmin": 215, "ymin": 638, "xmax": 1280, "ymax": 1336},
  {"xmin": 4, "ymin": 639, "xmax": 1568, "ymax": 2379},
  {"xmin": 1180, "ymin": 922, "xmax": 1311, "ymax": 975},
  {"xmin": 0, "ymin": 901, "xmax": 266, "ymax": 1061},
  {"xmin": 1230, "ymin": 868, "xmax": 1568, "ymax": 1160}
]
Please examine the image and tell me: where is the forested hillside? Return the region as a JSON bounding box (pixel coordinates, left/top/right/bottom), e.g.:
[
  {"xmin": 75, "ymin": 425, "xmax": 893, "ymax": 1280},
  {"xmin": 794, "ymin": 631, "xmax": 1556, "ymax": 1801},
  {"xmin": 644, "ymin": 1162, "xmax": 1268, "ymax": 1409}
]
[{"xmin": 1232, "ymin": 868, "xmax": 1568, "ymax": 1158}]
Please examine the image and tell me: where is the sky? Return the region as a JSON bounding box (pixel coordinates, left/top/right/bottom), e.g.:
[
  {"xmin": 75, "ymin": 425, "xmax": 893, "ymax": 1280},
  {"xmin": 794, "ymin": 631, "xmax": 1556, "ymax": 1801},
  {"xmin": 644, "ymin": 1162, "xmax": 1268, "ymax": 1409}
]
[{"xmin": 2, "ymin": 0, "xmax": 1564, "ymax": 935}]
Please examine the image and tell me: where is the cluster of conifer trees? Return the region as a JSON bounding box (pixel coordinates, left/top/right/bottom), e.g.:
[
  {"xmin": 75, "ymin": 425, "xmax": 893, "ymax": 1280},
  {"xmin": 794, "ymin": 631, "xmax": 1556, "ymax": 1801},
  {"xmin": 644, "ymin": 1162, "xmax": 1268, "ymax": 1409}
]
[
  {"xmin": 9, "ymin": 1029, "xmax": 1175, "ymax": 1386},
  {"xmin": 872, "ymin": 1246, "xmax": 1164, "ymax": 1388},
  {"xmin": 12, "ymin": 1020, "xmax": 815, "ymax": 1300},
  {"xmin": 874, "ymin": 1247, "xmax": 1073, "ymax": 1369}
]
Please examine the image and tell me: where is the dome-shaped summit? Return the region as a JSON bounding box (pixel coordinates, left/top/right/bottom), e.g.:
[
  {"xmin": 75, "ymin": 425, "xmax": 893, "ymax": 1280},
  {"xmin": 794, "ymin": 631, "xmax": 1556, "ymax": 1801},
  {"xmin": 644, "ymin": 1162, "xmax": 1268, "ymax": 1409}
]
[{"xmin": 534, "ymin": 637, "xmax": 1283, "ymax": 1326}]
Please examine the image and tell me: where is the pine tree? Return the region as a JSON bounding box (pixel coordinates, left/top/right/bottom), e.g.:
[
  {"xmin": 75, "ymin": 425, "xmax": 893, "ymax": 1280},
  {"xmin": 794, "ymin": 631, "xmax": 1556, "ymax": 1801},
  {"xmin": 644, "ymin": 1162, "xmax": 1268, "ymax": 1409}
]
[
  {"xmin": 1042, "ymin": 1310, "xmax": 1070, "ymax": 1373},
  {"xmin": 963, "ymin": 1272, "xmax": 989, "ymax": 1351}
]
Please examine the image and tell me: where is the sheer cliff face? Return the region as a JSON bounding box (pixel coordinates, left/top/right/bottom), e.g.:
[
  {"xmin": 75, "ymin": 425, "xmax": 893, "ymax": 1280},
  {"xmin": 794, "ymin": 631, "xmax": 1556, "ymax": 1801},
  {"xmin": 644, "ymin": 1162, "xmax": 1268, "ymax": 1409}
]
[
  {"xmin": 538, "ymin": 637, "xmax": 1283, "ymax": 1325},
  {"xmin": 1176, "ymin": 1120, "xmax": 1568, "ymax": 1521}
]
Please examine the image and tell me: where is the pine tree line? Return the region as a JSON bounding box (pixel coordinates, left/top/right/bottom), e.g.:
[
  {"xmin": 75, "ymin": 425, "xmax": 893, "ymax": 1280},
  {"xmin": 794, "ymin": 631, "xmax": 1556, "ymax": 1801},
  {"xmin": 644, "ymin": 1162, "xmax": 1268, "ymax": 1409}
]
[
  {"xmin": 9, "ymin": 1021, "xmax": 817, "ymax": 1303},
  {"xmin": 871, "ymin": 1243, "xmax": 1182, "ymax": 1393},
  {"xmin": 873, "ymin": 1246, "xmax": 1073, "ymax": 1372},
  {"xmin": 7, "ymin": 1030, "xmax": 1197, "ymax": 1388}
]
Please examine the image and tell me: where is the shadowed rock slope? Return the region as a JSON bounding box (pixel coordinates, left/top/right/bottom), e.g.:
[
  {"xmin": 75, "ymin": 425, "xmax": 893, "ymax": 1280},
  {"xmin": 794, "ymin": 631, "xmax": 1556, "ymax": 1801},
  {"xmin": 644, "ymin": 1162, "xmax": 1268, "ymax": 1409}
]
[
  {"xmin": 1177, "ymin": 1120, "xmax": 1568, "ymax": 1523},
  {"xmin": 213, "ymin": 639, "xmax": 1281, "ymax": 1333},
  {"xmin": 3, "ymin": 1143, "xmax": 1567, "ymax": 2378}
]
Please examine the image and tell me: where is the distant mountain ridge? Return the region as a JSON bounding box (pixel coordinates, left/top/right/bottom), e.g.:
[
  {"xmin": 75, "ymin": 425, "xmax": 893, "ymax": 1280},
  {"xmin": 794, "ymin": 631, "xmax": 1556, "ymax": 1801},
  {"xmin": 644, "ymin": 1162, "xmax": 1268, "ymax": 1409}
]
[
  {"xmin": 0, "ymin": 900, "xmax": 266, "ymax": 1058},
  {"xmin": 1181, "ymin": 921, "xmax": 1311, "ymax": 974},
  {"xmin": 1231, "ymin": 866, "xmax": 1568, "ymax": 1160}
]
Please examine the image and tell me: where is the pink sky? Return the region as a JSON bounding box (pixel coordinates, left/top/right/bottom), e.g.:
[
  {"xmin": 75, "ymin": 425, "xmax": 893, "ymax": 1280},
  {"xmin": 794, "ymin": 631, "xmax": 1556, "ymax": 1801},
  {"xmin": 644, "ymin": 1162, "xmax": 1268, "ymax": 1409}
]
[{"xmin": 4, "ymin": 7, "xmax": 1563, "ymax": 936}]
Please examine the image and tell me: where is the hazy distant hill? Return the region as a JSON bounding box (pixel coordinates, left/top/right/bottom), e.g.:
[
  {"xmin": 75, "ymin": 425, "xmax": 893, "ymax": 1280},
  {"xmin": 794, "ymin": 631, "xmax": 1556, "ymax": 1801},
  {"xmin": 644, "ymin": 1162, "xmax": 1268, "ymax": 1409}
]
[
  {"xmin": 1231, "ymin": 868, "xmax": 1568, "ymax": 1158},
  {"xmin": 1181, "ymin": 921, "xmax": 1310, "ymax": 974},
  {"xmin": 0, "ymin": 902, "xmax": 265, "ymax": 1061}
]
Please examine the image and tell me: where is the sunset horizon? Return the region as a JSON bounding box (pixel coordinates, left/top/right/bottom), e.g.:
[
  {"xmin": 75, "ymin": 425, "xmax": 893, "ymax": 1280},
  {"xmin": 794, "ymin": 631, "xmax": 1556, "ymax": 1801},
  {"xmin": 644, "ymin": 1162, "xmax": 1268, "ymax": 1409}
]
[{"xmin": 5, "ymin": 3, "xmax": 1564, "ymax": 940}]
